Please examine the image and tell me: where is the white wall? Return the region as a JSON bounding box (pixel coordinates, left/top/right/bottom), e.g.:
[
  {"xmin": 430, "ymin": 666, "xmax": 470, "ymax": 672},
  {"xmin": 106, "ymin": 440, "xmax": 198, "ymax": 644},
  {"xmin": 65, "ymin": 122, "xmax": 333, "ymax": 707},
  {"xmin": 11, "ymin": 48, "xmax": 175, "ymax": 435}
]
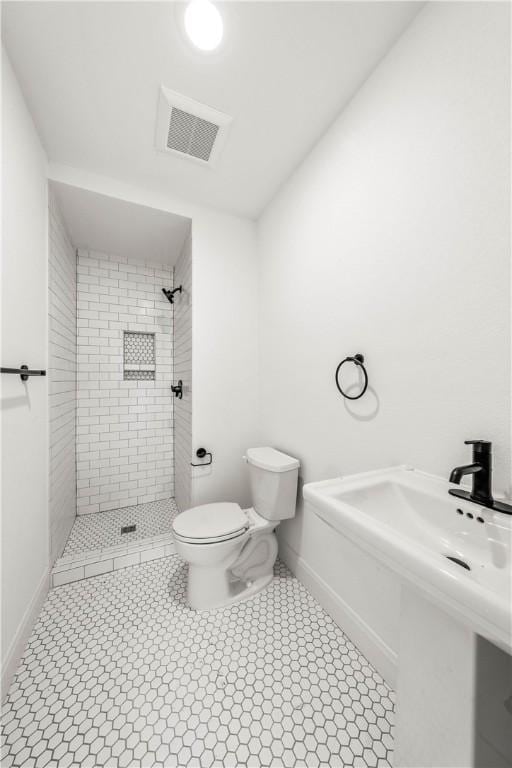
[
  {"xmin": 258, "ymin": 2, "xmax": 510, "ymax": 675},
  {"xmin": 48, "ymin": 188, "xmax": 76, "ymax": 562},
  {"xmin": 48, "ymin": 164, "xmax": 260, "ymax": 509},
  {"xmin": 76, "ymin": 249, "xmax": 174, "ymax": 513},
  {"xmin": 1, "ymin": 48, "xmax": 49, "ymax": 695},
  {"xmin": 174, "ymin": 233, "xmax": 193, "ymax": 512},
  {"xmin": 191, "ymin": 211, "xmax": 259, "ymax": 508}
]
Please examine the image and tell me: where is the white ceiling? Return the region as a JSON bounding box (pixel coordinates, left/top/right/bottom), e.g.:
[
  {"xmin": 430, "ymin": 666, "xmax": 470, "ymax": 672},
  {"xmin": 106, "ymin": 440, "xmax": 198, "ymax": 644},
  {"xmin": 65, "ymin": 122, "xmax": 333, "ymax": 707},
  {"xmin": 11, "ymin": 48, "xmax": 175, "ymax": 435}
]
[
  {"xmin": 3, "ymin": 2, "xmax": 423, "ymax": 219},
  {"xmin": 51, "ymin": 181, "xmax": 191, "ymax": 266}
]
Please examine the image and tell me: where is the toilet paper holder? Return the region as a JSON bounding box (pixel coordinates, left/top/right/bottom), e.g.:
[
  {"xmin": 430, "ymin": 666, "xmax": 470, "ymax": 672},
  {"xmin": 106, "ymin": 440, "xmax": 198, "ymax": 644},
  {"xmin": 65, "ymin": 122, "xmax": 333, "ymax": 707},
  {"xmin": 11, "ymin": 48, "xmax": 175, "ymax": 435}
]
[{"xmin": 191, "ymin": 447, "xmax": 213, "ymax": 467}]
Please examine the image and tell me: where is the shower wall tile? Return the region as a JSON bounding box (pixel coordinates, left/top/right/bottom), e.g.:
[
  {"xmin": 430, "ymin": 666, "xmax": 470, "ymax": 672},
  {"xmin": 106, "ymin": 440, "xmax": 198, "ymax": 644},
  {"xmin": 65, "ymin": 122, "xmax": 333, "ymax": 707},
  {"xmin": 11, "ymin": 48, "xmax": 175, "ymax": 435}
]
[
  {"xmin": 76, "ymin": 249, "xmax": 174, "ymax": 514},
  {"xmin": 173, "ymin": 234, "xmax": 192, "ymax": 512},
  {"xmin": 48, "ymin": 189, "xmax": 77, "ymax": 563}
]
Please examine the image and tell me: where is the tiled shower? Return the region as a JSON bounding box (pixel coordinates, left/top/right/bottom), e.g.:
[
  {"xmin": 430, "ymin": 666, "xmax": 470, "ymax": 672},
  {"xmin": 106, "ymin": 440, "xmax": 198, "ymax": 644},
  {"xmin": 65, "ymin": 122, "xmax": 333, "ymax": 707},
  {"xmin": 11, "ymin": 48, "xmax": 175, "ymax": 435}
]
[
  {"xmin": 173, "ymin": 234, "xmax": 192, "ymax": 513},
  {"xmin": 75, "ymin": 249, "xmax": 174, "ymax": 515},
  {"xmin": 48, "ymin": 190, "xmax": 77, "ymax": 563},
  {"xmin": 48, "ymin": 186, "xmax": 192, "ymax": 584}
]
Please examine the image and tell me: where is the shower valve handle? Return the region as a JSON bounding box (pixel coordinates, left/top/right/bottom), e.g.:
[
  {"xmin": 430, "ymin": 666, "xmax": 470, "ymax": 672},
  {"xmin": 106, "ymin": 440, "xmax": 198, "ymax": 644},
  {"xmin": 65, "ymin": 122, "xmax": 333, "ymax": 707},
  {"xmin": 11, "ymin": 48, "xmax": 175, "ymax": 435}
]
[{"xmin": 171, "ymin": 380, "xmax": 183, "ymax": 399}]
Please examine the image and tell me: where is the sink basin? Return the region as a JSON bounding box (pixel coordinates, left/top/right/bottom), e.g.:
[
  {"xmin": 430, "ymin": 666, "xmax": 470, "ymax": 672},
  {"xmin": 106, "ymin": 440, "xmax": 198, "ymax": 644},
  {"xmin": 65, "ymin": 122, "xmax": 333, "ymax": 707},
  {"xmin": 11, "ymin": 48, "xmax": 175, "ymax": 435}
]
[{"xmin": 303, "ymin": 466, "xmax": 512, "ymax": 653}]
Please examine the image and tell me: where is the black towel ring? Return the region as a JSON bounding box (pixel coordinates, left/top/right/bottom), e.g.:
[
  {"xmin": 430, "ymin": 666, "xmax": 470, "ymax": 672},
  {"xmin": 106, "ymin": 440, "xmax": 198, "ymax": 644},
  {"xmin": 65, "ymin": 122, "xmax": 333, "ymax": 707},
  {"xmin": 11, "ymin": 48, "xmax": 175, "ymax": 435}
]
[{"xmin": 335, "ymin": 354, "xmax": 368, "ymax": 400}]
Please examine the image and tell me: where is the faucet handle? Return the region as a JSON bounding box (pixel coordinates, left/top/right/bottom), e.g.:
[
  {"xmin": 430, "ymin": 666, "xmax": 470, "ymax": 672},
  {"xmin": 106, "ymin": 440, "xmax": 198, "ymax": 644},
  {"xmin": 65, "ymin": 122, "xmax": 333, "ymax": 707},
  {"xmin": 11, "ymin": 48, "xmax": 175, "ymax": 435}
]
[
  {"xmin": 464, "ymin": 440, "xmax": 491, "ymax": 447},
  {"xmin": 464, "ymin": 440, "xmax": 492, "ymax": 458}
]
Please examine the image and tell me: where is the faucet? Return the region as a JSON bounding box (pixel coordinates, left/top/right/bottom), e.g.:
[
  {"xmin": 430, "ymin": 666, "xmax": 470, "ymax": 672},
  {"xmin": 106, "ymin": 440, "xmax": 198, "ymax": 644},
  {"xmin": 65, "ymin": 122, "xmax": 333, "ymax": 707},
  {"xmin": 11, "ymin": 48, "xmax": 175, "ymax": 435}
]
[
  {"xmin": 449, "ymin": 463, "xmax": 483, "ymax": 485},
  {"xmin": 449, "ymin": 440, "xmax": 512, "ymax": 514}
]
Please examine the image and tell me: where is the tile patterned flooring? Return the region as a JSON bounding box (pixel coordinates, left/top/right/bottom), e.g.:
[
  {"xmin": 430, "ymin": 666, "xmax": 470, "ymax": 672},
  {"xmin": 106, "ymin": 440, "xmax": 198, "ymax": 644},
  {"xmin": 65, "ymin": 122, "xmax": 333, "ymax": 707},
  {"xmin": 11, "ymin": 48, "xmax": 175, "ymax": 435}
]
[
  {"xmin": 2, "ymin": 557, "xmax": 394, "ymax": 767},
  {"xmin": 61, "ymin": 499, "xmax": 180, "ymax": 558}
]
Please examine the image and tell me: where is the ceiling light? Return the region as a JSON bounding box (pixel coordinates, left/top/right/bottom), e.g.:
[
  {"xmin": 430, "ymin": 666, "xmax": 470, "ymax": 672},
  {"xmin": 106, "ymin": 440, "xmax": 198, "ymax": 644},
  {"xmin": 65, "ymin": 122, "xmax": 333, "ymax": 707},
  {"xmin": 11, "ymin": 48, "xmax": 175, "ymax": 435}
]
[{"xmin": 184, "ymin": 0, "xmax": 223, "ymax": 52}]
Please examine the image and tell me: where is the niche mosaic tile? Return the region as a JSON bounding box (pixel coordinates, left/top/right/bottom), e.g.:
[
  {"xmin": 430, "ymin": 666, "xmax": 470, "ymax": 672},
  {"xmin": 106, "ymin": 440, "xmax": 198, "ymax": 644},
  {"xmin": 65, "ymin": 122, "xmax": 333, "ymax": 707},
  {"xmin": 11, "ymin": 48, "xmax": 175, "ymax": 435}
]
[
  {"xmin": 61, "ymin": 498, "xmax": 179, "ymax": 558},
  {"xmin": 124, "ymin": 369, "xmax": 155, "ymax": 381},
  {"xmin": 1, "ymin": 557, "xmax": 394, "ymax": 768},
  {"xmin": 123, "ymin": 331, "xmax": 155, "ymax": 380}
]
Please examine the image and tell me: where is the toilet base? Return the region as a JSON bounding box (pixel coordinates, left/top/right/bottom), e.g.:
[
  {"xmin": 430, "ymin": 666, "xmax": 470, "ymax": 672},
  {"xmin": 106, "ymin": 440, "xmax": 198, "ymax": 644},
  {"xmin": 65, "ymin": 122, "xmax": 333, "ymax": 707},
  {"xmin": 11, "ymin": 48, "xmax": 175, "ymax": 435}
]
[{"xmin": 186, "ymin": 565, "xmax": 273, "ymax": 611}]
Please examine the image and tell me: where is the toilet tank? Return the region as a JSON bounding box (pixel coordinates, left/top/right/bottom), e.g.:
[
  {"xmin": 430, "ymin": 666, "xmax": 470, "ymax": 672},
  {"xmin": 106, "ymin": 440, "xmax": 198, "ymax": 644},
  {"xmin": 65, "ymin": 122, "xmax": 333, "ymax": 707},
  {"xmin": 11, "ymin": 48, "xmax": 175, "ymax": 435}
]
[{"xmin": 245, "ymin": 447, "xmax": 300, "ymax": 521}]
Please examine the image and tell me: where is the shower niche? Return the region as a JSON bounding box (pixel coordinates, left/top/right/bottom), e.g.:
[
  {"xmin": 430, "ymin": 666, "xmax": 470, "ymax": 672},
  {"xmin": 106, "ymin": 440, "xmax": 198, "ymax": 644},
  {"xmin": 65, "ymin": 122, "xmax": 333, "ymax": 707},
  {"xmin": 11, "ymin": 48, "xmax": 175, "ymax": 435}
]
[{"xmin": 123, "ymin": 331, "xmax": 156, "ymax": 381}]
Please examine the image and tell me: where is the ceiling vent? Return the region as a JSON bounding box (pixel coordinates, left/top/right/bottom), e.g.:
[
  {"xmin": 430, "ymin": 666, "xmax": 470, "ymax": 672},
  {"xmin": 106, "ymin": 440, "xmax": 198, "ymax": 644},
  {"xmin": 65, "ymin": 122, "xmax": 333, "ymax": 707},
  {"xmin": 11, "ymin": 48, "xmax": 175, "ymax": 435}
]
[{"xmin": 156, "ymin": 86, "xmax": 232, "ymax": 167}]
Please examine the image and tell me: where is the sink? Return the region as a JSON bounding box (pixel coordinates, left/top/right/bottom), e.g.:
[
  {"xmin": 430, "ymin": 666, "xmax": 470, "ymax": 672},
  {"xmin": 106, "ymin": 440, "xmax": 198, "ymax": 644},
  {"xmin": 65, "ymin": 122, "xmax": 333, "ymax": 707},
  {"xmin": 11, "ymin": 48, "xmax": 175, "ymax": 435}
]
[{"xmin": 303, "ymin": 466, "xmax": 512, "ymax": 654}]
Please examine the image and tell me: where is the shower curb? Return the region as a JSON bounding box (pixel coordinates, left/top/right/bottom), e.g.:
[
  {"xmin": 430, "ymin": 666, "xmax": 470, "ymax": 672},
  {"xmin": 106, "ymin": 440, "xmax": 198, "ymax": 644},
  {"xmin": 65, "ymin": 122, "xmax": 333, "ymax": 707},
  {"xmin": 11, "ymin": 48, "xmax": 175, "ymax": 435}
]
[{"xmin": 51, "ymin": 533, "xmax": 176, "ymax": 587}]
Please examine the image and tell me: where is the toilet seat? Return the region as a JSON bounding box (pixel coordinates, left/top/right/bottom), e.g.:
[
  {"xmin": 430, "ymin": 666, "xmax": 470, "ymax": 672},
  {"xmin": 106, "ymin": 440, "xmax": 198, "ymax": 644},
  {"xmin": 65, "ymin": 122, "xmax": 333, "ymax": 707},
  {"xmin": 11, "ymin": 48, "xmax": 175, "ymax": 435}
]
[{"xmin": 173, "ymin": 502, "xmax": 249, "ymax": 545}]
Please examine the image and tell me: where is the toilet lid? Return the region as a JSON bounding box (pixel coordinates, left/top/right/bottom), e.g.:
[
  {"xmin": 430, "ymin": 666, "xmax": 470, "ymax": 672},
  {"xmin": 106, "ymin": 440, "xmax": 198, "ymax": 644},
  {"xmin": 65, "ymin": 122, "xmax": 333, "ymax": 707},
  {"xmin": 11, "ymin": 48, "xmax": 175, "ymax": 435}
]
[{"xmin": 173, "ymin": 502, "xmax": 248, "ymax": 541}]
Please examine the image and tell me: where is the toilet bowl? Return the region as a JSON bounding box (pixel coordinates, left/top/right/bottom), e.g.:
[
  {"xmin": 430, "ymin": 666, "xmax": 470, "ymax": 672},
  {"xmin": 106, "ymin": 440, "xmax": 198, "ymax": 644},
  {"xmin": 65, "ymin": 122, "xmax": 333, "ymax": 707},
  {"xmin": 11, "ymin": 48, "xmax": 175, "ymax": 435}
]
[{"xmin": 172, "ymin": 447, "xmax": 300, "ymax": 610}]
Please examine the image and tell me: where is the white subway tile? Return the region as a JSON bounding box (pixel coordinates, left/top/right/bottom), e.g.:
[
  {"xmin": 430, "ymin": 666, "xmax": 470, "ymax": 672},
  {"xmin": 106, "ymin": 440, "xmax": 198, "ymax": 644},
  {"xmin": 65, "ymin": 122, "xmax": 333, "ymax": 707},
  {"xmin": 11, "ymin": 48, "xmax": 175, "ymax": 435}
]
[
  {"xmin": 84, "ymin": 559, "xmax": 113, "ymax": 577},
  {"xmin": 113, "ymin": 552, "xmax": 141, "ymax": 570},
  {"xmin": 77, "ymin": 249, "xmax": 175, "ymax": 509},
  {"xmin": 53, "ymin": 566, "xmax": 84, "ymax": 586}
]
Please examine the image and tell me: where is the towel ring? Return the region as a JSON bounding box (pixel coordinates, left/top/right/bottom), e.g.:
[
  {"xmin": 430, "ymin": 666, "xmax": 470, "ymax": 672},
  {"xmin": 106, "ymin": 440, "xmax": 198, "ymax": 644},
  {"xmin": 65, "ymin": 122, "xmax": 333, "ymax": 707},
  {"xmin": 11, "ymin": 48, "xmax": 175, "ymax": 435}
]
[{"xmin": 335, "ymin": 354, "xmax": 368, "ymax": 400}]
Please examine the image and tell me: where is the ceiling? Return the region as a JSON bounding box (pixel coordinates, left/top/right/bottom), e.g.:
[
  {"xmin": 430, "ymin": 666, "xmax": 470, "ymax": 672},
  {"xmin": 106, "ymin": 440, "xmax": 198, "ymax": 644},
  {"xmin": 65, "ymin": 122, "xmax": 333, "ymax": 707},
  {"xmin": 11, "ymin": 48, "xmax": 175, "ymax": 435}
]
[
  {"xmin": 3, "ymin": 2, "xmax": 423, "ymax": 219},
  {"xmin": 51, "ymin": 181, "xmax": 191, "ymax": 266}
]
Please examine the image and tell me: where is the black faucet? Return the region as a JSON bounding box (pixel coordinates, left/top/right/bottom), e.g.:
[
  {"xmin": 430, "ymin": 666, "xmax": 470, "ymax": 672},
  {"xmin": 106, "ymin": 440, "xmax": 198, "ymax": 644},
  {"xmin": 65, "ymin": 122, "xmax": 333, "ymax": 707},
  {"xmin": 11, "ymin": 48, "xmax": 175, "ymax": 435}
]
[{"xmin": 449, "ymin": 440, "xmax": 512, "ymax": 514}]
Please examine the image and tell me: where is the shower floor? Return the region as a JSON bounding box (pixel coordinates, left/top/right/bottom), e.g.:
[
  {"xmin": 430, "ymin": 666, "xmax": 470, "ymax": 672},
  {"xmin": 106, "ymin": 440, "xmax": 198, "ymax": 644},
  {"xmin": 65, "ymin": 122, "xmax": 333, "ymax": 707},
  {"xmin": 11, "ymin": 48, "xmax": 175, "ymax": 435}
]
[{"xmin": 61, "ymin": 498, "xmax": 180, "ymax": 558}]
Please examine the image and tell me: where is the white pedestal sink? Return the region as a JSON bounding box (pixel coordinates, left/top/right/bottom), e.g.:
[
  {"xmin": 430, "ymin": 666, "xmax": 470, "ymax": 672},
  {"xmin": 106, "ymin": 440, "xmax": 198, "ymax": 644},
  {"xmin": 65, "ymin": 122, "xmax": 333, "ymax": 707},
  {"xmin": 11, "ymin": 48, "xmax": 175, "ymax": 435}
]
[{"xmin": 303, "ymin": 466, "xmax": 512, "ymax": 768}]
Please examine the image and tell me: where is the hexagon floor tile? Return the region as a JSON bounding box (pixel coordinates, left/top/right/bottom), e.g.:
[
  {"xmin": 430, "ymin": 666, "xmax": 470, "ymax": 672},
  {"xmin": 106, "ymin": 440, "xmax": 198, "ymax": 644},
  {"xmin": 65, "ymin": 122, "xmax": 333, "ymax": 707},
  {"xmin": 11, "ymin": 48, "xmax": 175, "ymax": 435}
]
[
  {"xmin": 1, "ymin": 557, "xmax": 394, "ymax": 767},
  {"xmin": 61, "ymin": 498, "xmax": 180, "ymax": 558}
]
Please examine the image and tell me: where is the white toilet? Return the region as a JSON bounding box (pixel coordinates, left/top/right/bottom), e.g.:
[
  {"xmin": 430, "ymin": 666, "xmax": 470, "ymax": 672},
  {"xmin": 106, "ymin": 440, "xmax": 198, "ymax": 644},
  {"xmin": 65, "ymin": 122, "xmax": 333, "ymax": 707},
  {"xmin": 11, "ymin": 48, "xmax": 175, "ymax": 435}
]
[{"xmin": 172, "ymin": 447, "xmax": 300, "ymax": 610}]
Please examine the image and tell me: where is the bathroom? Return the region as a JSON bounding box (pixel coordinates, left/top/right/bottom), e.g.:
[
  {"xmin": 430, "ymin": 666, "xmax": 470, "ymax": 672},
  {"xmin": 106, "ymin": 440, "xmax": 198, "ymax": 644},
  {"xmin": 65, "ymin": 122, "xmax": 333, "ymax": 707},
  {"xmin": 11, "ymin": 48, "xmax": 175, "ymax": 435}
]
[{"xmin": 1, "ymin": 1, "xmax": 510, "ymax": 767}]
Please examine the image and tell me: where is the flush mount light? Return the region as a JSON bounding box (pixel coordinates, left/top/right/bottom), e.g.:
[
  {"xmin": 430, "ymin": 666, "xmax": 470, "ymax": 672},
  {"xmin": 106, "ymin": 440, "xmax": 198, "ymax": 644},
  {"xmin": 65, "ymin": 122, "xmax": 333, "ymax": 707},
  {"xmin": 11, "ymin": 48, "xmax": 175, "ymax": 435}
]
[{"xmin": 184, "ymin": 0, "xmax": 223, "ymax": 51}]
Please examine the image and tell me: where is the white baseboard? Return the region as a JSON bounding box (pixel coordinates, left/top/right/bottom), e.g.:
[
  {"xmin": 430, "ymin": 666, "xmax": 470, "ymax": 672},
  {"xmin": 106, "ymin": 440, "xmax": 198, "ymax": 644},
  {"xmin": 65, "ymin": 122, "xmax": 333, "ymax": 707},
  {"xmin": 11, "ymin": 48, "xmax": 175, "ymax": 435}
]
[
  {"xmin": 1, "ymin": 568, "xmax": 50, "ymax": 702},
  {"xmin": 279, "ymin": 540, "xmax": 397, "ymax": 688}
]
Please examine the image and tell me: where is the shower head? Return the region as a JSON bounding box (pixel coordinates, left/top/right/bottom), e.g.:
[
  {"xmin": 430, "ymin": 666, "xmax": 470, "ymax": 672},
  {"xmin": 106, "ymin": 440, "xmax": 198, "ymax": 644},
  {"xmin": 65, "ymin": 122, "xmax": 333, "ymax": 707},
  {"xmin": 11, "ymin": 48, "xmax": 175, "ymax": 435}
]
[{"xmin": 162, "ymin": 286, "xmax": 182, "ymax": 304}]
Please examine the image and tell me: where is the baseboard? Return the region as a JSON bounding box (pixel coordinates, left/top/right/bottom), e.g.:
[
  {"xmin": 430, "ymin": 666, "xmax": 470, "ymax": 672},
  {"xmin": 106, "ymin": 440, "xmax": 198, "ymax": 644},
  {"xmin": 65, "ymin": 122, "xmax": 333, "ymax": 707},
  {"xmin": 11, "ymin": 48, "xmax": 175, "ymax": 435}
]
[
  {"xmin": 1, "ymin": 568, "xmax": 50, "ymax": 702},
  {"xmin": 279, "ymin": 540, "xmax": 397, "ymax": 688}
]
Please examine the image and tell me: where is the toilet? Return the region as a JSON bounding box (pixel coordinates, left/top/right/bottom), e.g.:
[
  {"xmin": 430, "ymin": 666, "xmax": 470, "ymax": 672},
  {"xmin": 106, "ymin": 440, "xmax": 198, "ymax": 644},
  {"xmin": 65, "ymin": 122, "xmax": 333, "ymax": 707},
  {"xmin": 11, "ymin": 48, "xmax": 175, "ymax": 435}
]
[{"xmin": 172, "ymin": 447, "xmax": 300, "ymax": 610}]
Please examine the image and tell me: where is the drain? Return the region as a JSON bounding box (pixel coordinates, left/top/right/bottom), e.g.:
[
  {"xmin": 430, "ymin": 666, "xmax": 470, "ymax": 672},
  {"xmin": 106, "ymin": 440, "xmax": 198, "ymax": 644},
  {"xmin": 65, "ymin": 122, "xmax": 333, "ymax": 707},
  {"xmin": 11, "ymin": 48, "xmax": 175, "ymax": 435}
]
[
  {"xmin": 445, "ymin": 555, "xmax": 471, "ymax": 571},
  {"xmin": 121, "ymin": 524, "xmax": 136, "ymax": 534}
]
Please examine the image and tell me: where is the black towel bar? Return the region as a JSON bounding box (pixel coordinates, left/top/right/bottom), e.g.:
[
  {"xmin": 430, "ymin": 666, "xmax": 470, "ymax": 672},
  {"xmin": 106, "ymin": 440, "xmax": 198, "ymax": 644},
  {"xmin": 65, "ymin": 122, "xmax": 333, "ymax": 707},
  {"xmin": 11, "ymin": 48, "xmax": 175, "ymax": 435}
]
[{"xmin": 1, "ymin": 365, "xmax": 46, "ymax": 381}]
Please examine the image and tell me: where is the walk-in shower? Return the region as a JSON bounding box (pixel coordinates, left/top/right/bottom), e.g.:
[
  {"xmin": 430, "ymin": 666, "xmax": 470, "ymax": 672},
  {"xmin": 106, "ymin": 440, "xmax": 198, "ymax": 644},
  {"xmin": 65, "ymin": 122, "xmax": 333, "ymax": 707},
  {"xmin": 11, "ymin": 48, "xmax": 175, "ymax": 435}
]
[{"xmin": 47, "ymin": 182, "xmax": 192, "ymax": 587}]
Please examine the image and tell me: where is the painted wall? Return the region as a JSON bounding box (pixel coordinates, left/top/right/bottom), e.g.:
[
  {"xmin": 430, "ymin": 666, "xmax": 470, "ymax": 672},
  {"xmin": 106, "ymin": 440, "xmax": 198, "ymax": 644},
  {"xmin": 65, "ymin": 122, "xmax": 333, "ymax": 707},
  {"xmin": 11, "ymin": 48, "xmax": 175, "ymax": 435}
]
[
  {"xmin": 1, "ymin": 48, "xmax": 49, "ymax": 694},
  {"xmin": 76, "ymin": 249, "xmax": 174, "ymax": 514},
  {"xmin": 174, "ymin": 233, "xmax": 193, "ymax": 512},
  {"xmin": 48, "ymin": 188, "xmax": 76, "ymax": 562},
  {"xmin": 258, "ymin": 2, "xmax": 510, "ymax": 675},
  {"xmin": 48, "ymin": 164, "xmax": 259, "ymax": 510},
  {"xmin": 191, "ymin": 211, "xmax": 259, "ymax": 508}
]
